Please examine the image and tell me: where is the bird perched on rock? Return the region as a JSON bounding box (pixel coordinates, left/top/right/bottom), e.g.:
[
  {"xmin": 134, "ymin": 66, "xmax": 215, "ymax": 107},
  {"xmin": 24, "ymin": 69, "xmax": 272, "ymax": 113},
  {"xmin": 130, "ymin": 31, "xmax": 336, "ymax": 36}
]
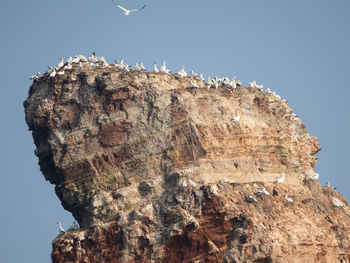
[
  {"xmin": 200, "ymin": 73, "xmax": 205, "ymax": 81},
  {"xmin": 284, "ymin": 195, "xmax": 294, "ymax": 203},
  {"xmin": 309, "ymin": 172, "xmax": 319, "ymax": 180},
  {"xmin": 57, "ymin": 221, "xmax": 65, "ymax": 233},
  {"xmin": 190, "ymin": 70, "xmax": 199, "ymax": 78},
  {"xmin": 190, "ymin": 80, "xmax": 199, "ymax": 88},
  {"xmin": 256, "ymin": 187, "xmax": 270, "ymax": 196},
  {"xmin": 139, "ymin": 62, "xmax": 146, "ymax": 71},
  {"xmin": 188, "ymin": 179, "xmax": 197, "ymax": 187},
  {"xmin": 160, "ymin": 61, "xmax": 171, "ymax": 74},
  {"xmin": 233, "ymin": 111, "xmax": 240, "ymax": 122},
  {"xmin": 276, "ymin": 173, "xmax": 285, "ymax": 183},
  {"xmin": 177, "ymin": 66, "xmax": 187, "ymax": 77},
  {"xmin": 273, "ymin": 186, "xmax": 278, "ymax": 196},
  {"xmin": 134, "ymin": 63, "xmax": 142, "ymax": 71},
  {"xmin": 153, "ymin": 62, "xmax": 159, "ymax": 73},
  {"xmin": 246, "ymin": 195, "xmax": 258, "ymax": 203},
  {"xmin": 332, "ymin": 198, "xmax": 343, "ymax": 207},
  {"xmin": 181, "ymin": 180, "xmax": 188, "ymax": 188}
]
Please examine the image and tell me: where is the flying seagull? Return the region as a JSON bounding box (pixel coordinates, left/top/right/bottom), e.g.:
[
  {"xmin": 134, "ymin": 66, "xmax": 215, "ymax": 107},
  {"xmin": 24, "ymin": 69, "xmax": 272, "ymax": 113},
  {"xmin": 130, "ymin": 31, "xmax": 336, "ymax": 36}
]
[{"xmin": 112, "ymin": 0, "xmax": 146, "ymax": 15}]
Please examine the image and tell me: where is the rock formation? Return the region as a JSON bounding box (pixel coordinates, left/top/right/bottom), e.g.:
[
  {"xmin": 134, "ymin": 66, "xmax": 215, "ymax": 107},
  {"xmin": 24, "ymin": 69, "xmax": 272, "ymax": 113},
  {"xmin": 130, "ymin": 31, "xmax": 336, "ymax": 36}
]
[{"xmin": 24, "ymin": 61, "xmax": 350, "ymax": 262}]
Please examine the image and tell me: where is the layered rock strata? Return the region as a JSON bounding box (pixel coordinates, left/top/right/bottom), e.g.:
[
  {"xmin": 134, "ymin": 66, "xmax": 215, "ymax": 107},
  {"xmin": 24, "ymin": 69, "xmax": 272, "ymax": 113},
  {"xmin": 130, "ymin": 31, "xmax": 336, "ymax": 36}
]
[{"xmin": 24, "ymin": 62, "xmax": 350, "ymax": 262}]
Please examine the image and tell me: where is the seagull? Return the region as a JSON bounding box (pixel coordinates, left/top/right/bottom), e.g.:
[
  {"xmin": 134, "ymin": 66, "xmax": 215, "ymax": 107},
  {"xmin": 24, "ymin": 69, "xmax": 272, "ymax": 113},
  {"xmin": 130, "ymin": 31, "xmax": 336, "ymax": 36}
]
[
  {"xmin": 284, "ymin": 195, "xmax": 294, "ymax": 203},
  {"xmin": 113, "ymin": 0, "xmax": 146, "ymax": 16},
  {"xmin": 63, "ymin": 63, "xmax": 72, "ymax": 70},
  {"xmin": 246, "ymin": 194, "xmax": 258, "ymax": 203},
  {"xmin": 233, "ymin": 111, "xmax": 240, "ymax": 122},
  {"xmin": 200, "ymin": 73, "xmax": 205, "ymax": 81},
  {"xmin": 139, "ymin": 62, "xmax": 146, "ymax": 71},
  {"xmin": 190, "ymin": 80, "xmax": 199, "ymax": 88},
  {"xmin": 72, "ymin": 56, "xmax": 80, "ymax": 64},
  {"xmin": 190, "ymin": 70, "xmax": 199, "ymax": 78},
  {"xmin": 153, "ymin": 62, "xmax": 159, "ymax": 72},
  {"xmin": 57, "ymin": 221, "xmax": 65, "ymax": 233},
  {"xmin": 276, "ymin": 173, "xmax": 285, "ymax": 183},
  {"xmin": 188, "ymin": 179, "xmax": 197, "ymax": 187}
]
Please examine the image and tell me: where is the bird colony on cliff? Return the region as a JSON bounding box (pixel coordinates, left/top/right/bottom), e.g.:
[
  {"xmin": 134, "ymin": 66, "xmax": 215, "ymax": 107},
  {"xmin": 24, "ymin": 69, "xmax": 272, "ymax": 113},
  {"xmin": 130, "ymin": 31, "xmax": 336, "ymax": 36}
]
[{"xmin": 29, "ymin": 53, "xmax": 285, "ymax": 105}]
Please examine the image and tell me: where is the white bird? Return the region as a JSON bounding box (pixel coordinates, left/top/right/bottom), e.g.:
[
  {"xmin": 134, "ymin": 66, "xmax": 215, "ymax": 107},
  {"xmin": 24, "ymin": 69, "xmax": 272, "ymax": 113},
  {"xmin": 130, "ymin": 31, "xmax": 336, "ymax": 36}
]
[
  {"xmin": 246, "ymin": 195, "xmax": 258, "ymax": 203},
  {"xmin": 134, "ymin": 63, "xmax": 142, "ymax": 71},
  {"xmin": 78, "ymin": 55, "xmax": 88, "ymax": 62},
  {"xmin": 190, "ymin": 81, "xmax": 199, "ymax": 88},
  {"xmin": 207, "ymin": 77, "xmax": 212, "ymax": 89},
  {"xmin": 220, "ymin": 178, "xmax": 230, "ymax": 183},
  {"xmin": 181, "ymin": 180, "xmax": 188, "ymax": 188},
  {"xmin": 124, "ymin": 64, "xmax": 130, "ymax": 73},
  {"xmin": 153, "ymin": 62, "xmax": 159, "ymax": 72},
  {"xmin": 160, "ymin": 61, "xmax": 171, "ymax": 74},
  {"xmin": 113, "ymin": 1, "xmax": 146, "ymax": 16},
  {"xmin": 310, "ymin": 172, "xmax": 319, "ymax": 180},
  {"xmin": 57, "ymin": 221, "xmax": 65, "ymax": 233},
  {"xmin": 188, "ymin": 179, "xmax": 197, "ymax": 187},
  {"xmin": 88, "ymin": 52, "xmax": 95, "ymax": 61},
  {"xmin": 247, "ymin": 81, "xmax": 257, "ymax": 88},
  {"xmin": 266, "ymin": 88, "xmax": 272, "ymax": 94},
  {"xmin": 332, "ymin": 198, "xmax": 344, "ymax": 208},
  {"xmin": 63, "ymin": 63, "xmax": 72, "ymax": 70},
  {"xmin": 214, "ymin": 76, "xmax": 219, "ymax": 89},
  {"xmin": 256, "ymin": 84, "xmax": 264, "ymax": 89},
  {"xmin": 200, "ymin": 73, "xmax": 205, "ymax": 81},
  {"xmin": 78, "ymin": 62, "xmax": 83, "ymax": 69},
  {"xmin": 49, "ymin": 70, "xmax": 57, "ymax": 78},
  {"xmin": 67, "ymin": 56, "xmax": 73, "ymax": 63},
  {"xmin": 57, "ymin": 71, "xmax": 65, "ymax": 75},
  {"xmin": 190, "ymin": 70, "xmax": 199, "ymax": 78},
  {"xmin": 236, "ymin": 80, "xmax": 242, "ymax": 86},
  {"xmin": 115, "ymin": 61, "xmax": 124, "ymax": 70},
  {"xmin": 284, "ymin": 195, "xmax": 294, "ymax": 203},
  {"xmin": 233, "ymin": 111, "xmax": 240, "ymax": 122},
  {"xmin": 139, "ymin": 62, "xmax": 146, "ymax": 71},
  {"xmin": 256, "ymin": 187, "xmax": 270, "ymax": 196},
  {"xmin": 177, "ymin": 66, "xmax": 187, "ymax": 77},
  {"xmin": 229, "ymin": 78, "xmax": 237, "ymax": 89},
  {"xmin": 57, "ymin": 58, "xmax": 64, "ymax": 69},
  {"xmin": 276, "ymin": 173, "xmax": 285, "ymax": 183},
  {"xmin": 72, "ymin": 56, "xmax": 80, "ymax": 63}
]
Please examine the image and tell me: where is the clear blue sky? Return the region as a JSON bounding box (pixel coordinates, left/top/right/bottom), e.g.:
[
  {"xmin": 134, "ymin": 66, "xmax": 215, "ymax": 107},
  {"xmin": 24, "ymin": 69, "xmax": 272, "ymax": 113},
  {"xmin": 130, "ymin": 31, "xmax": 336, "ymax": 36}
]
[{"xmin": 0, "ymin": 0, "xmax": 349, "ymax": 262}]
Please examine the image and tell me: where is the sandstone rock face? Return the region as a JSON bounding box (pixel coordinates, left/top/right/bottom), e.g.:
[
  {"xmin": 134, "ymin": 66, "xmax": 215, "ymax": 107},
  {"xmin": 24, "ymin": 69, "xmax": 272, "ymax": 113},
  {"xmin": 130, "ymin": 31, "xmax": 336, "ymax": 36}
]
[{"xmin": 24, "ymin": 63, "xmax": 350, "ymax": 262}]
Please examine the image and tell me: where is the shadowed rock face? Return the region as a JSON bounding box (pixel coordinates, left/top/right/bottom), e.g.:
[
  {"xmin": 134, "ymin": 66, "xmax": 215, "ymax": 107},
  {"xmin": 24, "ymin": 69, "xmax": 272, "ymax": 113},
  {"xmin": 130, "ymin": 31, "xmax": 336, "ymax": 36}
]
[{"xmin": 24, "ymin": 63, "xmax": 350, "ymax": 263}]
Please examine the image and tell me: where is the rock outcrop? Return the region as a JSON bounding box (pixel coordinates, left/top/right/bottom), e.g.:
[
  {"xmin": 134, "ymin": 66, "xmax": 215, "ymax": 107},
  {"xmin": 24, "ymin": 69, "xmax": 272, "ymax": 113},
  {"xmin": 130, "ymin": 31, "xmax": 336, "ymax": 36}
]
[{"xmin": 24, "ymin": 61, "xmax": 350, "ymax": 262}]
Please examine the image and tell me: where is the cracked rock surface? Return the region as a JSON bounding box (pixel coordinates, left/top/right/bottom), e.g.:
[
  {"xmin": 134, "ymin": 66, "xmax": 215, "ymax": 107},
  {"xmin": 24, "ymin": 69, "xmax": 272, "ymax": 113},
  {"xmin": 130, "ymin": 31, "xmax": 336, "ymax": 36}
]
[{"xmin": 24, "ymin": 64, "xmax": 350, "ymax": 262}]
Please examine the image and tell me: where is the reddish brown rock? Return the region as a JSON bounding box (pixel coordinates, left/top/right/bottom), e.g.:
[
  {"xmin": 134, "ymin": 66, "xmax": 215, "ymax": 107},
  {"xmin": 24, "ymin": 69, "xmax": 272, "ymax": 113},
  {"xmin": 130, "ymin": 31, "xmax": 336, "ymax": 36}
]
[{"xmin": 24, "ymin": 62, "xmax": 350, "ymax": 262}]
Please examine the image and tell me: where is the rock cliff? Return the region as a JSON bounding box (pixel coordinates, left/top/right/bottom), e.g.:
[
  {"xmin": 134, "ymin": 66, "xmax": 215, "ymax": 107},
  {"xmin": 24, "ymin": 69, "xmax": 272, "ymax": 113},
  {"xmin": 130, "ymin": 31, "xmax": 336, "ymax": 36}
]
[{"xmin": 24, "ymin": 59, "xmax": 350, "ymax": 262}]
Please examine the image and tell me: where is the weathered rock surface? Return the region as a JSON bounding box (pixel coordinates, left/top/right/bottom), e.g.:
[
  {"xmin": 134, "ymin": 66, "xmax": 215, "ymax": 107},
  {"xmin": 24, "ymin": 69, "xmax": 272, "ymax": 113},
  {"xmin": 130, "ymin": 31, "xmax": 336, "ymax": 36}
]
[{"xmin": 24, "ymin": 62, "xmax": 350, "ymax": 262}]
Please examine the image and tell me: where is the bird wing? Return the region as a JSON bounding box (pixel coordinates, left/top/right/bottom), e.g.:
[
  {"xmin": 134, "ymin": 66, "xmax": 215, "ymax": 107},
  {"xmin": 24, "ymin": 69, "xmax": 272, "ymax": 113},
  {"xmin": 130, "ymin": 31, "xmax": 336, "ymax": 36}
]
[
  {"xmin": 130, "ymin": 5, "xmax": 146, "ymax": 12},
  {"xmin": 117, "ymin": 4, "xmax": 128, "ymax": 12}
]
